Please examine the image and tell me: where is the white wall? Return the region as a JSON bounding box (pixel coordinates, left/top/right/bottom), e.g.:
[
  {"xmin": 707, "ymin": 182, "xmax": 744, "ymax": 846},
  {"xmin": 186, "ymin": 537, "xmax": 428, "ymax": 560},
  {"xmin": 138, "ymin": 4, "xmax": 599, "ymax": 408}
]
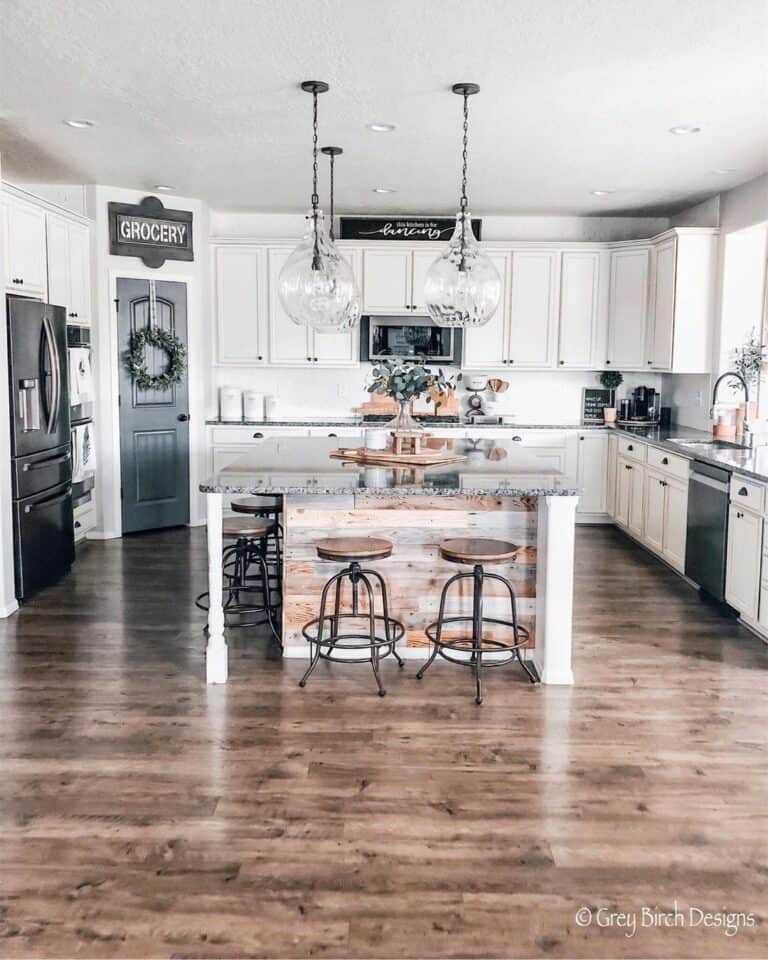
[
  {"xmin": 0, "ymin": 152, "xmax": 18, "ymax": 617},
  {"xmin": 86, "ymin": 185, "xmax": 210, "ymax": 538}
]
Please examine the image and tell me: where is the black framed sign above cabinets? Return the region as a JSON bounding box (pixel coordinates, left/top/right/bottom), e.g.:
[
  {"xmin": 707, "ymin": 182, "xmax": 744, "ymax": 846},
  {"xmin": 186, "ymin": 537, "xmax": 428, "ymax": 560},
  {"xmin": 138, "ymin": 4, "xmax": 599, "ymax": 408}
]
[
  {"xmin": 108, "ymin": 195, "xmax": 194, "ymax": 268},
  {"xmin": 340, "ymin": 216, "xmax": 482, "ymax": 242}
]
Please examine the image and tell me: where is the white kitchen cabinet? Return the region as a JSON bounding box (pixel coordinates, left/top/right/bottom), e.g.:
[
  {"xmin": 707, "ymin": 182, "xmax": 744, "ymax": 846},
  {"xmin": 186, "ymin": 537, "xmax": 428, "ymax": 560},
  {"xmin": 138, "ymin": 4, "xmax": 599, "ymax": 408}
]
[
  {"xmin": 662, "ymin": 477, "xmax": 688, "ymax": 571},
  {"xmin": 647, "ymin": 236, "xmax": 676, "ymax": 370},
  {"xmin": 362, "ymin": 248, "xmax": 412, "ymax": 313},
  {"xmin": 462, "ymin": 252, "xmax": 510, "ymax": 368},
  {"xmin": 2, "ymin": 193, "xmax": 47, "ymax": 296},
  {"xmin": 507, "ymin": 250, "xmax": 558, "ymax": 369},
  {"xmin": 215, "ymin": 245, "xmax": 266, "ymax": 364},
  {"xmin": 725, "ymin": 505, "xmax": 763, "ymax": 619},
  {"xmin": 616, "ymin": 456, "xmax": 645, "ymax": 536},
  {"xmin": 558, "ymin": 251, "xmax": 602, "ymax": 368},
  {"xmin": 606, "ymin": 433, "xmax": 618, "ymax": 518},
  {"xmin": 615, "ymin": 457, "xmax": 632, "ymax": 527},
  {"xmin": 411, "ymin": 249, "xmax": 438, "ymax": 313},
  {"xmin": 576, "ymin": 431, "xmax": 608, "ymax": 514},
  {"xmin": 46, "ymin": 215, "xmax": 91, "ymax": 323},
  {"xmin": 643, "ymin": 469, "xmax": 667, "ymax": 553},
  {"xmin": 606, "ymin": 247, "xmax": 650, "ymax": 369}
]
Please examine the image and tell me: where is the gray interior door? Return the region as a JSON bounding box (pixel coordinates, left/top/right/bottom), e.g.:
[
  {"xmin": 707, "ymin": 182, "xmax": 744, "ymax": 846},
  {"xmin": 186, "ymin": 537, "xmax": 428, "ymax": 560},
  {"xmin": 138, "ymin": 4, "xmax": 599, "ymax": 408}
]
[{"xmin": 117, "ymin": 278, "xmax": 190, "ymax": 534}]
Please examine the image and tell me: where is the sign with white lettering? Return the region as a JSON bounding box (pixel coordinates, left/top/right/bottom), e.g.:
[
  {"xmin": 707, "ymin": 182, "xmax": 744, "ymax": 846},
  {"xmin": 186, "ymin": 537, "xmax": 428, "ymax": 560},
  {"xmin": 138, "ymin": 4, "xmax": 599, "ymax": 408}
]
[
  {"xmin": 340, "ymin": 216, "xmax": 482, "ymax": 242},
  {"xmin": 109, "ymin": 196, "xmax": 194, "ymax": 267}
]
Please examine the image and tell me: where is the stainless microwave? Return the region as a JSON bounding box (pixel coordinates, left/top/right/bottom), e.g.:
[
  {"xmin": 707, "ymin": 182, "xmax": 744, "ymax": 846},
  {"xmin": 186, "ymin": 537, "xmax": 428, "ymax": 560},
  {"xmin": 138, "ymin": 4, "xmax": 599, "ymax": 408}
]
[{"xmin": 360, "ymin": 315, "xmax": 463, "ymax": 365}]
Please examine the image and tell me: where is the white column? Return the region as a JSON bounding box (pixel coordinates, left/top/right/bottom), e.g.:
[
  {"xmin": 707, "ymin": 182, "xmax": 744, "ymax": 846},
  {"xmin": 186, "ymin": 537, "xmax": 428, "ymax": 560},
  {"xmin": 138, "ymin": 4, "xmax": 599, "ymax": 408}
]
[
  {"xmin": 205, "ymin": 492, "xmax": 228, "ymax": 684},
  {"xmin": 534, "ymin": 495, "xmax": 578, "ymax": 685}
]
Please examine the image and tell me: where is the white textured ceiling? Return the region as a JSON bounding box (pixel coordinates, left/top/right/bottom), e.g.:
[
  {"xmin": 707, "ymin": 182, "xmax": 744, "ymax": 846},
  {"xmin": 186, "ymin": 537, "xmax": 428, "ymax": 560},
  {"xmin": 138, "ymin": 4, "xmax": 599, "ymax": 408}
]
[{"xmin": 1, "ymin": 0, "xmax": 766, "ymax": 215}]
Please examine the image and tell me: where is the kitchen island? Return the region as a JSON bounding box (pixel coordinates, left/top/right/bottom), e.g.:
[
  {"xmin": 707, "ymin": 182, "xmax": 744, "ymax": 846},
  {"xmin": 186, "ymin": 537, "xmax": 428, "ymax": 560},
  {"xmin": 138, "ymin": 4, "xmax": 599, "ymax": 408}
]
[{"xmin": 200, "ymin": 435, "xmax": 579, "ymax": 686}]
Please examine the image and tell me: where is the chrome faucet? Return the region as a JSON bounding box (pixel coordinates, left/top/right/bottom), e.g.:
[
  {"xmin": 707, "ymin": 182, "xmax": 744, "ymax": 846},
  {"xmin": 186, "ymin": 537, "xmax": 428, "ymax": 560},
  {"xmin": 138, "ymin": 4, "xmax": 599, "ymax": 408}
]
[{"xmin": 711, "ymin": 371, "xmax": 753, "ymax": 447}]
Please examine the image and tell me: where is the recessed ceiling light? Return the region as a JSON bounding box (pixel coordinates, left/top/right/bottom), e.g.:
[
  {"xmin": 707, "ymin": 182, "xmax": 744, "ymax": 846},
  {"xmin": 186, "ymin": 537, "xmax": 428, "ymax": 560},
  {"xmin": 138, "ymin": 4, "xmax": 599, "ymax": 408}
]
[
  {"xmin": 711, "ymin": 168, "xmax": 737, "ymax": 175},
  {"xmin": 154, "ymin": 184, "xmax": 176, "ymax": 192},
  {"xmin": 367, "ymin": 122, "xmax": 396, "ymax": 133},
  {"xmin": 372, "ymin": 187, "xmax": 396, "ymax": 194},
  {"xmin": 590, "ymin": 189, "xmax": 616, "ymax": 197},
  {"xmin": 669, "ymin": 124, "xmax": 701, "ymax": 135},
  {"xmin": 63, "ymin": 119, "xmax": 94, "ymax": 128}
]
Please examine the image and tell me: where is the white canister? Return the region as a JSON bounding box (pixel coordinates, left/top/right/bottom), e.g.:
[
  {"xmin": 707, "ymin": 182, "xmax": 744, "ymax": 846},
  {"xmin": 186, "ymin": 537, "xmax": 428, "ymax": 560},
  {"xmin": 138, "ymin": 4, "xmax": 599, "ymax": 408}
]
[
  {"xmin": 365, "ymin": 428, "xmax": 388, "ymax": 451},
  {"xmin": 243, "ymin": 390, "xmax": 264, "ymax": 422},
  {"xmin": 219, "ymin": 387, "xmax": 243, "ymax": 422},
  {"xmin": 264, "ymin": 395, "xmax": 278, "ymax": 420}
]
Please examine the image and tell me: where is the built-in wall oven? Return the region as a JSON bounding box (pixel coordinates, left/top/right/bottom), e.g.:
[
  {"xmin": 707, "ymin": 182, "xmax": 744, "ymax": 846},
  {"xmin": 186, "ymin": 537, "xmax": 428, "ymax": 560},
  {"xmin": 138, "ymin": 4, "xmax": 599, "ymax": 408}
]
[{"xmin": 360, "ymin": 315, "xmax": 463, "ymax": 365}]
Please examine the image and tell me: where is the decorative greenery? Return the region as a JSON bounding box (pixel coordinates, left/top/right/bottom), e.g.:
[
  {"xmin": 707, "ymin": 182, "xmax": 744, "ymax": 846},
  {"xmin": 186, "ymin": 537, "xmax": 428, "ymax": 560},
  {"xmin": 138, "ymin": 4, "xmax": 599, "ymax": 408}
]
[
  {"xmin": 127, "ymin": 326, "xmax": 186, "ymax": 391},
  {"xmin": 599, "ymin": 369, "xmax": 624, "ymax": 406},
  {"xmin": 730, "ymin": 329, "xmax": 767, "ymax": 390},
  {"xmin": 366, "ymin": 358, "xmax": 458, "ymax": 404}
]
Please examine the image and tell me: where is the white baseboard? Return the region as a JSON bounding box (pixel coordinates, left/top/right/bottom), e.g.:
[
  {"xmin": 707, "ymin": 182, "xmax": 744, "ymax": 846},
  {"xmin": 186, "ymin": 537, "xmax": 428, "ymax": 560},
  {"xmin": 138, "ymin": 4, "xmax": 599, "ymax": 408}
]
[
  {"xmin": 87, "ymin": 529, "xmax": 122, "ymax": 540},
  {"xmin": 0, "ymin": 599, "xmax": 19, "ymax": 619},
  {"xmin": 576, "ymin": 513, "xmax": 612, "ymax": 525},
  {"xmin": 737, "ymin": 612, "xmax": 768, "ymax": 644}
]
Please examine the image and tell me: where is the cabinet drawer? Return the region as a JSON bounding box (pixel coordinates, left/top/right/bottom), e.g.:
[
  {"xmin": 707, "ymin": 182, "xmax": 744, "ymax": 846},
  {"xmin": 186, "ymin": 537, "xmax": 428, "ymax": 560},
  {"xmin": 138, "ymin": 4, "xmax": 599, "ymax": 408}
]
[
  {"xmin": 617, "ymin": 437, "xmax": 647, "ymax": 463},
  {"xmin": 646, "ymin": 445, "xmax": 690, "ymax": 480},
  {"xmin": 307, "ymin": 426, "xmax": 363, "ymax": 438},
  {"xmin": 730, "ymin": 476, "xmax": 764, "ymax": 513}
]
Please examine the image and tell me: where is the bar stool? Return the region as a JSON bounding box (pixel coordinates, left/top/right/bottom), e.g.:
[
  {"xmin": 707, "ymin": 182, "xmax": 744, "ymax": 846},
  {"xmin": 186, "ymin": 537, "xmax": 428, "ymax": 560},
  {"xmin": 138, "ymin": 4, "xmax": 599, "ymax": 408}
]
[
  {"xmin": 195, "ymin": 517, "xmax": 281, "ymax": 642},
  {"xmin": 299, "ymin": 537, "xmax": 405, "ymax": 696},
  {"xmin": 231, "ymin": 495, "xmax": 283, "ymax": 584},
  {"xmin": 416, "ymin": 538, "xmax": 538, "ymax": 704}
]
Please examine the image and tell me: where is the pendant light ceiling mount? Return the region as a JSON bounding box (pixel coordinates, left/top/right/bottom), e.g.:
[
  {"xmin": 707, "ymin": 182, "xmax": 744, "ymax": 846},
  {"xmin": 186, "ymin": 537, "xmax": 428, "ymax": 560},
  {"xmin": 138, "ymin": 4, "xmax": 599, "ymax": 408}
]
[
  {"xmin": 452, "ymin": 82, "xmax": 480, "ymax": 96},
  {"xmin": 300, "ymin": 80, "xmax": 329, "ymax": 94}
]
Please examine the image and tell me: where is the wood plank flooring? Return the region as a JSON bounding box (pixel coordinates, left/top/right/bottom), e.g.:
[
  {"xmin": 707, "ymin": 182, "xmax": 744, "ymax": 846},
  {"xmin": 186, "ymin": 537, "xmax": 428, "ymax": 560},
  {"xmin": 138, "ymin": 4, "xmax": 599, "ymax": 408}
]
[{"xmin": 0, "ymin": 525, "xmax": 766, "ymax": 959}]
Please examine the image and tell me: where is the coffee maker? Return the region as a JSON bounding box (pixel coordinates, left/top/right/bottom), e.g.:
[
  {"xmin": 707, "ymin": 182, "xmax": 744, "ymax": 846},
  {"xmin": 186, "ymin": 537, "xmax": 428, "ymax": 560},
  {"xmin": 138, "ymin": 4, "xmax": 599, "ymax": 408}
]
[{"xmin": 629, "ymin": 386, "xmax": 658, "ymax": 422}]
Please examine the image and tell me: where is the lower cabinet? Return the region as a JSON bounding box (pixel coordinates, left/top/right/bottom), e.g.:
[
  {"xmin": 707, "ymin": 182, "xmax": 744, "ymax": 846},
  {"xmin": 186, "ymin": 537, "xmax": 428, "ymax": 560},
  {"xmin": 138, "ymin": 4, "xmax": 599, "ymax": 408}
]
[
  {"xmin": 576, "ymin": 432, "xmax": 608, "ymax": 514},
  {"xmin": 644, "ymin": 469, "xmax": 688, "ymax": 572},
  {"xmin": 616, "ymin": 457, "xmax": 645, "ymax": 537},
  {"xmin": 725, "ymin": 505, "xmax": 763, "ymax": 620}
]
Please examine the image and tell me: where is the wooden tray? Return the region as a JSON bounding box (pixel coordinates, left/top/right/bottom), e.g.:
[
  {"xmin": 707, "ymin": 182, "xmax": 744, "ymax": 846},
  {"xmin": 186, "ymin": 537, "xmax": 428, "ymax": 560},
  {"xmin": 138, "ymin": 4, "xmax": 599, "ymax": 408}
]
[{"xmin": 330, "ymin": 447, "xmax": 467, "ymax": 467}]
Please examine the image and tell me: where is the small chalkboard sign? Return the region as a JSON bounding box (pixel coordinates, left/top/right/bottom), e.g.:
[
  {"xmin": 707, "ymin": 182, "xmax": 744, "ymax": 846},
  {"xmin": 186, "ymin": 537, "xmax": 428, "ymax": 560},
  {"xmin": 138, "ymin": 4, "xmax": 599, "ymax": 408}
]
[{"xmin": 582, "ymin": 388, "xmax": 613, "ymax": 423}]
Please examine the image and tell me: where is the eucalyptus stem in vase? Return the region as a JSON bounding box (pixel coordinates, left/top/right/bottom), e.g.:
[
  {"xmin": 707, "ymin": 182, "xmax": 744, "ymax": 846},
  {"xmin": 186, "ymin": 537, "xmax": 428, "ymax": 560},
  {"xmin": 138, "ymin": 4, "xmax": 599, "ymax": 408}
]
[{"xmin": 366, "ymin": 359, "xmax": 458, "ymax": 432}]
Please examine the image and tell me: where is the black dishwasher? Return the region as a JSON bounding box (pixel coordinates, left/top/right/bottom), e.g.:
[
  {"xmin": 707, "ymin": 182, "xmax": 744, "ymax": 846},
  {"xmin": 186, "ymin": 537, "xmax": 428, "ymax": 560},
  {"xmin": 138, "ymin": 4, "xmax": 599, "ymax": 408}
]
[{"xmin": 685, "ymin": 460, "xmax": 732, "ymax": 601}]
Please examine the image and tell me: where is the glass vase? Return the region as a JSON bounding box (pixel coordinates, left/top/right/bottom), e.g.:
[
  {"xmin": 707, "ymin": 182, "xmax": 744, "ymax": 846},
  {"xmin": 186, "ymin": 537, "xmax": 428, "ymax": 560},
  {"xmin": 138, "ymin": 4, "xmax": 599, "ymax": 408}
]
[{"xmin": 386, "ymin": 400, "xmax": 423, "ymax": 432}]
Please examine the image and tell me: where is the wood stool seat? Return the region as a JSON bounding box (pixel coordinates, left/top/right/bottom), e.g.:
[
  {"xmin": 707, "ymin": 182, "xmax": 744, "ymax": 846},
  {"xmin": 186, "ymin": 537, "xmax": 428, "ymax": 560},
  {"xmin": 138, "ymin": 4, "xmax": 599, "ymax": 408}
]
[
  {"xmin": 231, "ymin": 496, "xmax": 282, "ymax": 515},
  {"xmin": 315, "ymin": 537, "xmax": 393, "ymax": 562},
  {"xmin": 439, "ymin": 537, "xmax": 519, "ymax": 565},
  {"xmin": 223, "ymin": 517, "xmax": 275, "ymax": 539}
]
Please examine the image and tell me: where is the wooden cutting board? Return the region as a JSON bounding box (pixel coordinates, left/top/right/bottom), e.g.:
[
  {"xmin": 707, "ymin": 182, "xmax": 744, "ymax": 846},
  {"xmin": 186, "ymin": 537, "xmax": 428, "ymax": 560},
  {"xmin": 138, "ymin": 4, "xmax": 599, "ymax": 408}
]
[{"xmin": 330, "ymin": 447, "xmax": 467, "ymax": 467}]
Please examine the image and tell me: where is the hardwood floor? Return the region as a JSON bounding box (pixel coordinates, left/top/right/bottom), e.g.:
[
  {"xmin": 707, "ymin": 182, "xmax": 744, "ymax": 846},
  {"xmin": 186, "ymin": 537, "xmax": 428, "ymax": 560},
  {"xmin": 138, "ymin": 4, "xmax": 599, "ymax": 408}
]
[{"xmin": 0, "ymin": 526, "xmax": 766, "ymax": 959}]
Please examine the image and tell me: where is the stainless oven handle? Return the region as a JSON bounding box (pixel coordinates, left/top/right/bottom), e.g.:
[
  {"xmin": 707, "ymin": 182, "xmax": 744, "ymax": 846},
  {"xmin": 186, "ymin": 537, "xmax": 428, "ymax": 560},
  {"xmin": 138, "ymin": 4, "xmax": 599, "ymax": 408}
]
[
  {"xmin": 23, "ymin": 451, "xmax": 71, "ymax": 472},
  {"xmin": 42, "ymin": 315, "xmax": 60, "ymax": 434},
  {"xmin": 24, "ymin": 486, "xmax": 71, "ymax": 513}
]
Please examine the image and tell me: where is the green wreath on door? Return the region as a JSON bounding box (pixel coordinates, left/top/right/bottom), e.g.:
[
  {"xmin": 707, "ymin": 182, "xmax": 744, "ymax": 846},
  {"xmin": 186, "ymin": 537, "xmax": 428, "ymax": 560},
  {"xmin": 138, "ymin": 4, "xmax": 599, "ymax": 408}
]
[{"xmin": 127, "ymin": 327, "xmax": 187, "ymax": 391}]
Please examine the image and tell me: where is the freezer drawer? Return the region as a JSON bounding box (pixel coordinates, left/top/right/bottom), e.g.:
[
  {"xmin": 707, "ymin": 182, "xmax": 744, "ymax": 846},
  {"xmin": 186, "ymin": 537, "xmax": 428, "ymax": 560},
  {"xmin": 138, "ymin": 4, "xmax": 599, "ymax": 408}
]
[
  {"xmin": 13, "ymin": 481, "xmax": 74, "ymax": 599},
  {"xmin": 12, "ymin": 443, "xmax": 72, "ymax": 499}
]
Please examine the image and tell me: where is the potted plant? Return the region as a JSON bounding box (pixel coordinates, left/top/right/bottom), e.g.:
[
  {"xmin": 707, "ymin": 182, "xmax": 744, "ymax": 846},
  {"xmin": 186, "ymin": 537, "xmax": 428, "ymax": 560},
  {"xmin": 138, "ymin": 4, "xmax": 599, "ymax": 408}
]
[
  {"xmin": 599, "ymin": 370, "xmax": 624, "ymax": 423},
  {"xmin": 731, "ymin": 330, "xmax": 766, "ymax": 418},
  {"xmin": 367, "ymin": 359, "xmax": 458, "ymax": 432}
]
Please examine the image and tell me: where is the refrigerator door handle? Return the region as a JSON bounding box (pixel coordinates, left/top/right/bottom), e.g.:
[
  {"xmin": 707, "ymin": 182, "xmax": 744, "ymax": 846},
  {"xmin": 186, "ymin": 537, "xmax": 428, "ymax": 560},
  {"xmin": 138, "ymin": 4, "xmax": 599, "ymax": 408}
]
[
  {"xmin": 22, "ymin": 450, "xmax": 71, "ymax": 472},
  {"xmin": 42, "ymin": 315, "xmax": 60, "ymax": 434},
  {"xmin": 18, "ymin": 379, "xmax": 41, "ymax": 432},
  {"xmin": 23, "ymin": 486, "xmax": 72, "ymax": 514}
]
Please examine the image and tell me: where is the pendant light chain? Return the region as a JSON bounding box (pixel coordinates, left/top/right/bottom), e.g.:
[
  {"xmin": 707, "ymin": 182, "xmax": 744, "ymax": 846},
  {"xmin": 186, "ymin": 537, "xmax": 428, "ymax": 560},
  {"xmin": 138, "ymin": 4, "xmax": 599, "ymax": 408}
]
[
  {"xmin": 311, "ymin": 89, "xmax": 320, "ymax": 269},
  {"xmin": 459, "ymin": 90, "xmax": 470, "ymax": 270},
  {"xmin": 329, "ymin": 151, "xmax": 335, "ymax": 241}
]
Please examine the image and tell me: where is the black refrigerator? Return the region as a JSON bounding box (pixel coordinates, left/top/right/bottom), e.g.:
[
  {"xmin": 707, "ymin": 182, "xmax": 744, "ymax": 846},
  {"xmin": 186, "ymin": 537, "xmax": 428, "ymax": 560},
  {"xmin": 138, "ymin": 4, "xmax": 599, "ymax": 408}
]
[{"xmin": 7, "ymin": 297, "xmax": 74, "ymax": 599}]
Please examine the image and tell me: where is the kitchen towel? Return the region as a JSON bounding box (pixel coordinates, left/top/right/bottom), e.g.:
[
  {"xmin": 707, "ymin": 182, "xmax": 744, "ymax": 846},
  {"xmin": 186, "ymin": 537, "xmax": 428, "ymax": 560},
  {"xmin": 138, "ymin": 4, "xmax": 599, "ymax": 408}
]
[
  {"xmin": 68, "ymin": 347, "xmax": 93, "ymax": 406},
  {"xmin": 71, "ymin": 423, "xmax": 96, "ymax": 483}
]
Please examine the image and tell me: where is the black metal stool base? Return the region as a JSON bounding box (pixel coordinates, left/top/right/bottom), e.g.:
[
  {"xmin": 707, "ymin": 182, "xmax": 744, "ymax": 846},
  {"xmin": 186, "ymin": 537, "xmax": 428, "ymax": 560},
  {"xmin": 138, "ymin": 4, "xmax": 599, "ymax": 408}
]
[
  {"xmin": 299, "ymin": 561, "xmax": 404, "ymax": 696},
  {"xmin": 416, "ymin": 564, "xmax": 539, "ymax": 704}
]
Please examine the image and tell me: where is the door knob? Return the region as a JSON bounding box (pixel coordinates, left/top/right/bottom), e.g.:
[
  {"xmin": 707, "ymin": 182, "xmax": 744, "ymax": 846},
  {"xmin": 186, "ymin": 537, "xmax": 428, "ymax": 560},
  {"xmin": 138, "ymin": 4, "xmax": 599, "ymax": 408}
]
[{"xmin": 177, "ymin": 413, "xmax": 190, "ymax": 422}]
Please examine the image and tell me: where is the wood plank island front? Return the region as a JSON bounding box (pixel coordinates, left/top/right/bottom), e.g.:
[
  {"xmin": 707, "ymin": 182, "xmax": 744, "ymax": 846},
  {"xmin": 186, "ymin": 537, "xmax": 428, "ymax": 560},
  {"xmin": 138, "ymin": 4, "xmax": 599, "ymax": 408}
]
[{"xmin": 200, "ymin": 436, "xmax": 579, "ymax": 686}]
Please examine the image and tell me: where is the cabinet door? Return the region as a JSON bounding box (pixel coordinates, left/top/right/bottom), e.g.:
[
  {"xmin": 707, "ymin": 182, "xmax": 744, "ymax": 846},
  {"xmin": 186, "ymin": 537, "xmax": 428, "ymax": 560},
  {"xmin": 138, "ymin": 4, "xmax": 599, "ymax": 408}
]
[
  {"xmin": 643, "ymin": 470, "xmax": 666, "ymax": 553},
  {"xmin": 558, "ymin": 251, "xmax": 600, "ymax": 368},
  {"xmin": 46, "ymin": 215, "xmax": 70, "ymax": 311},
  {"xmin": 462, "ymin": 252, "xmax": 509, "ymax": 368},
  {"xmin": 648, "ymin": 237, "xmax": 676, "ymax": 370},
  {"xmin": 411, "ymin": 249, "xmax": 438, "ymax": 312},
  {"xmin": 507, "ymin": 251, "xmax": 557, "ymax": 368},
  {"xmin": 5, "ymin": 197, "xmax": 47, "ymax": 294},
  {"xmin": 362, "ymin": 249, "xmax": 411, "ymax": 313},
  {"xmin": 215, "ymin": 246, "xmax": 265, "ymax": 364},
  {"xmin": 616, "ymin": 458, "xmax": 632, "ymax": 527},
  {"xmin": 576, "ymin": 432, "xmax": 608, "ymax": 514},
  {"xmin": 67, "ymin": 222, "xmax": 90, "ymax": 324},
  {"xmin": 312, "ymin": 248, "xmax": 360, "ymax": 366},
  {"xmin": 725, "ymin": 506, "xmax": 762, "ymax": 618},
  {"xmin": 267, "ymin": 248, "xmax": 311, "ymax": 364},
  {"xmin": 627, "ymin": 462, "xmax": 645, "ymax": 538},
  {"xmin": 662, "ymin": 477, "xmax": 688, "ymax": 572},
  {"xmin": 607, "ymin": 247, "xmax": 650, "ymax": 368},
  {"xmin": 606, "ymin": 434, "xmax": 618, "ymax": 518}
]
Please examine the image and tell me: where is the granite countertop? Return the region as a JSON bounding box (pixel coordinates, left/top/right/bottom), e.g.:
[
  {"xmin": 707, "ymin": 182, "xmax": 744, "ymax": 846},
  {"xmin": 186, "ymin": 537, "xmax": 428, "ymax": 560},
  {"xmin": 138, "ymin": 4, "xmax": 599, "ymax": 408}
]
[
  {"xmin": 205, "ymin": 416, "xmax": 606, "ymax": 430},
  {"xmin": 200, "ymin": 436, "xmax": 579, "ymax": 497}
]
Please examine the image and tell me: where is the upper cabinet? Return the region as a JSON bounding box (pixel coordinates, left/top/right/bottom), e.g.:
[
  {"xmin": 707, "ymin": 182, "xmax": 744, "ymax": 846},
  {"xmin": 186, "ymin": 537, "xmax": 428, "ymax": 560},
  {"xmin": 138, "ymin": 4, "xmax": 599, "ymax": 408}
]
[
  {"xmin": 507, "ymin": 250, "xmax": 559, "ymax": 368},
  {"xmin": 2, "ymin": 193, "xmax": 48, "ymax": 297},
  {"xmin": 362, "ymin": 248, "xmax": 412, "ymax": 313},
  {"xmin": 557, "ymin": 251, "xmax": 607, "ymax": 369},
  {"xmin": 463, "ymin": 252, "xmax": 510, "ymax": 369},
  {"xmin": 213, "ymin": 245, "xmax": 266, "ymax": 364},
  {"xmin": 606, "ymin": 247, "xmax": 650, "ymax": 368},
  {"xmin": 46, "ymin": 214, "xmax": 91, "ymax": 323}
]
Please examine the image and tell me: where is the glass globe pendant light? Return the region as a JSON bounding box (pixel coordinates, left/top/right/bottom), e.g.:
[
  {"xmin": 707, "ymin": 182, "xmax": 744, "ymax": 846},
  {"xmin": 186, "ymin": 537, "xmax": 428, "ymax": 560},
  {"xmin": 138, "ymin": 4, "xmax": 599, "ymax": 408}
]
[
  {"xmin": 278, "ymin": 81, "xmax": 359, "ymax": 331},
  {"xmin": 424, "ymin": 83, "xmax": 501, "ymax": 328},
  {"xmin": 321, "ymin": 145, "xmax": 361, "ymax": 328}
]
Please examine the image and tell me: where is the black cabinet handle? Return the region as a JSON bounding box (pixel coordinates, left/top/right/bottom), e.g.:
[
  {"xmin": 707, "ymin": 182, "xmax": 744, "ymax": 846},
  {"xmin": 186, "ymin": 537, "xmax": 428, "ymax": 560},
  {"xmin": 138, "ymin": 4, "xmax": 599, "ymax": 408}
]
[
  {"xmin": 738, "ymin": 486, "xmax": 748, "ymax": 496},
  {"xmin": 662, "ymin": 457, "xmax": 669, "ymax": 465},
  {"xmin": 306, "ymin": 356, "xmax": 312, "ymax": 362},
  {"xmin": 257, "ymin": 354, "xmax": 263, "ymax": 360},
  {"xmin": 177, "ymin": 413, "xmax": 190, "ymax": 422},
  {"xmin": 627, "ymin": 444, "xmax": 633, "ymax": 451},
  {"xmin": 625, "ymin": 464, "xmax": 632, "ymax": 470},
  {"xmin": 647, "ymin": 360, "xmax": 653, "ymax": 364},
  {"xmin": 559, "ymin": 360, "xmax": 564, "ymax": 365},
  {"xmin": 253, "ymin": 432, "xmax": 264, "ymax": 439},
  {"xmin": 512, "ymin": 435, "xmax": 522, "ymax": 442},
  {"xmin": 328, "ymin": 432, "xmax": 337, "ymax": 438},
  {"xmin": 606, "ymin": 359, "xmax": 611, "ymax": 364}
]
